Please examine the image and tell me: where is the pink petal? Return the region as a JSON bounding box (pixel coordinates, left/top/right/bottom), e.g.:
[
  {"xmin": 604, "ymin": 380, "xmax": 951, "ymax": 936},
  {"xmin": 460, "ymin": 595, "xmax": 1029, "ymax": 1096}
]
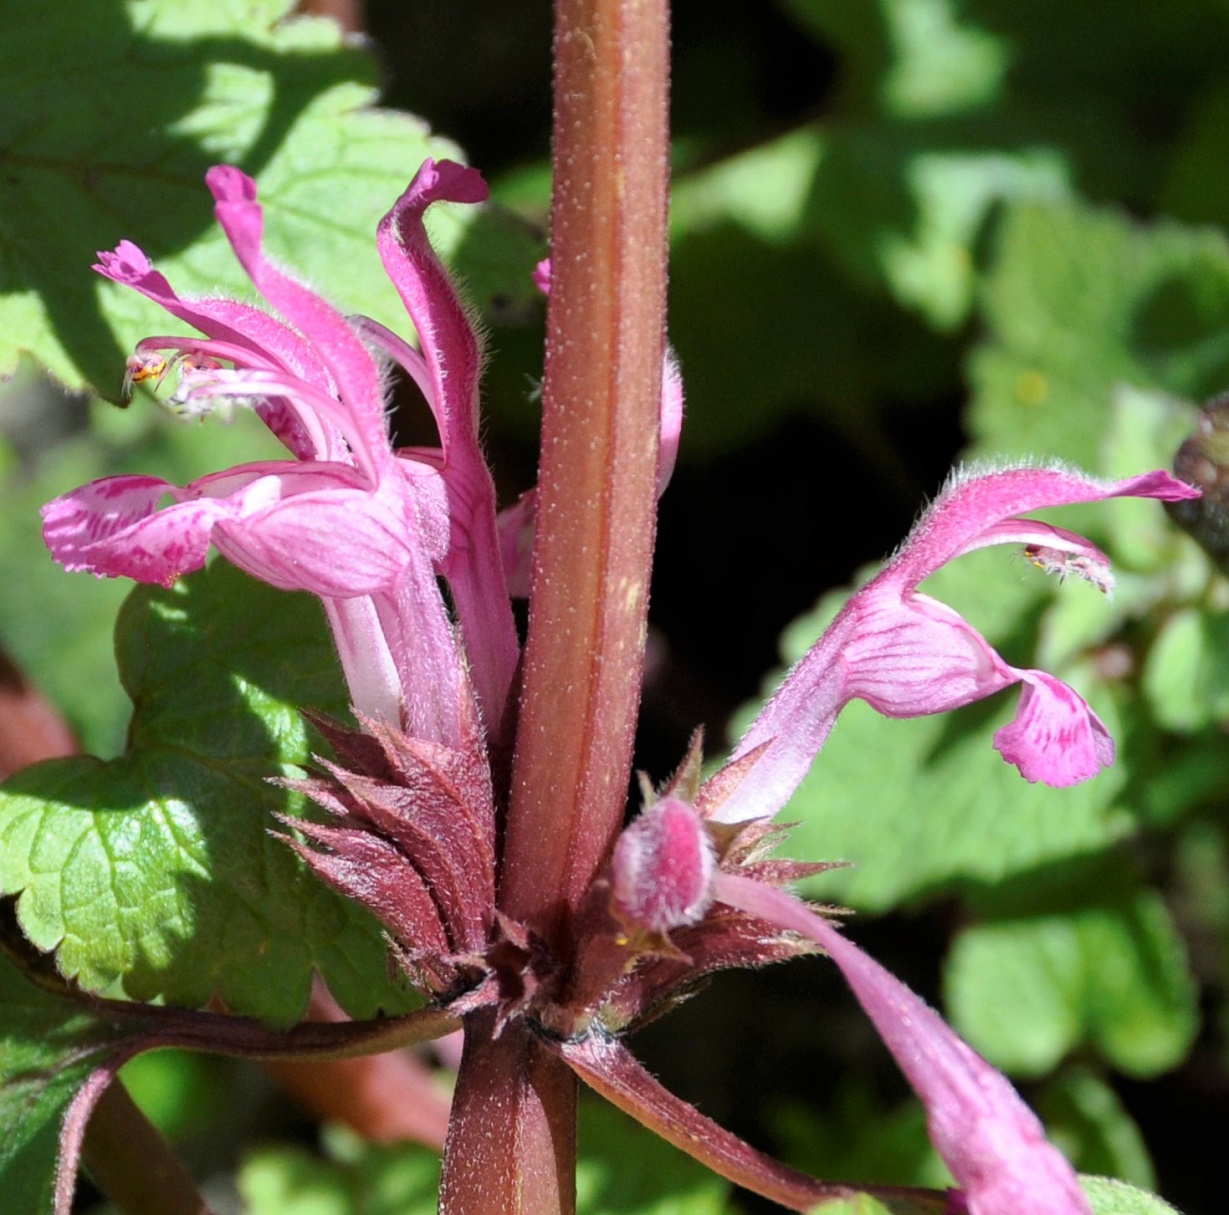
[
  {"xmin": 710, "ymin": 463, "xmax": 1196, "ymax": 823},
  {"xmin": 711, "ymin": 592, "xmax": 1016, "ymax": 824},
  {"xmin": 321, "ymin": 597, "xmax": 403, "ymax": 724},
  {"xmin": 41, "ymin": 476, "xmax": 225, "ymax": 586},
  {"xmin": 94, "ymin": 241, "xmax": 334, "ymax": 393},
  {"xmin": 713, "ymin": 876, "xmax": 1092, "ymax": 1215},
  {"xmin": 496, "ymin": 489, "xmax": 537, "ymax": 599},
  {"xmin": 892, "ymin": 465, "xmax": 1197, "ymax": 586},
  {"xmin": 993, "ymin": 670, "xmax": 1115, "ymax": 786},
  {"xmin": 376, "ymin": 158, "xmax": 489, "ymax": 455},
  {"xmin": 842, "ymin": 592, "xmax": 1015, "ymax": 717},
  {"xmin": 376, "ymin": 160, "xmax": 520, "ymax": 732},
  {"xmin": 658, "ymin": 348, "xmax": 684, "ymax": 496},
  {"xmin": 205, "ymin": 165, "xmax": 389, "ymax": 476}
]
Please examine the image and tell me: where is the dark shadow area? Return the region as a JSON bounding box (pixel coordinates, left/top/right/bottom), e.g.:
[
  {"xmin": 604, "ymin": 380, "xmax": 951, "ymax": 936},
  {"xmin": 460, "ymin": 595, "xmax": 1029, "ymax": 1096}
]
[{"xmin": 2, "ymin": 0, "xmax": 384, "ymax": 394}]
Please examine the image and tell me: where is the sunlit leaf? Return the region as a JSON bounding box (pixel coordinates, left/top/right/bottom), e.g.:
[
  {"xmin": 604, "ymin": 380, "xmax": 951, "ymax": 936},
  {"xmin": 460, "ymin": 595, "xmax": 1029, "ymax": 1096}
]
[{"xmin": 0, "ymin": 561, "xmax": 414, "ymax": 1025}]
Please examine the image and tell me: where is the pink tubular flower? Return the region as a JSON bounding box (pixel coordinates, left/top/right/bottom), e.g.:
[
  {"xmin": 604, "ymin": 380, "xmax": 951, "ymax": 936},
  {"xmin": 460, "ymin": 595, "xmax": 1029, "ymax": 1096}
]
[
  {"xmin": 608, "ymin": 794, "xmax": 1093, "ymax": 1215},
  {"xmin": 41, "ymin": 160, "xmax": 518, "ymax": 745},
  {"xmin": 713, "ymin": 870, "xmax": 1094, "ymax": 1215},
  {"xmin": 711, "ymin": 463, "xmax": 1199, "ymax": 823}
]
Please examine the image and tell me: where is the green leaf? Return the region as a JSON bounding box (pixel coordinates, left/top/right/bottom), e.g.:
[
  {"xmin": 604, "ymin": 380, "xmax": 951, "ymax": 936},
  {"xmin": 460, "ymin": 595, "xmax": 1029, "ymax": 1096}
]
[
  {"xmin": 944, "ymin": 891, "xmax": 1198, "ymax": 1078},
  {"xmin": 805, "ymin": 1198, "xmax": 895, "ymax": 1215},
  {"xmin": 0, "ymin": 0, "xmax": 471, "ymax": 395},
  {"xmin": 1038, "ymin": 1068, "xmax": 1155, "ymax": 1190},
  {"xmin": 1082, "ymin": 1175, "xmax": 1183, "ymax": 1215},
  {"xmin": 769, "ymin": 2, "xmax": 1068, "ymax": 328},
  {"xmin": 0, "ymin": 949, "xmax": 141, "ymax": 1215},
  {"xmin": 240, "ymin": 1127, "xmax": 439, "ymax": 1215},
  {"xmin": 807, "ymin": 1197, "xmax": 943, "ymax": 1215},
  {"xmin": 0, "ymin": 561, "xmax": 414, "ymax": 1026},
  {"xmin": 781, "ymin": 0, "xmax": 1009, "ymax": 120},
  {"xmin": 1142, "ymin": 608, "xmax": 1229, "ymax": 732},
  {"xmin": 807, "ymin": 130, "xmax": 1069, "ymax": 329},
  {"xmin": 968, "ymin": 201, "xmax": 1229, "ymax": 468},
  {"xmin": 576, "ymin": 1098, "xmax": 732, "ymax": 1215},
  {"xmin": 775, "ymin": 1089, "xmax": 951, "ymax": 1195}
]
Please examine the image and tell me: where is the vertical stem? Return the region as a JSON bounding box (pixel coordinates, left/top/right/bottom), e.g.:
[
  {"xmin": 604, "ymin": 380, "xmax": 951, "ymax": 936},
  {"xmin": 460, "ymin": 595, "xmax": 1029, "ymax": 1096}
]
[
  {"xmin": 439, "ymin": 1014, "xmax": 578, "ymax": 1215},
  {"xmin": 442, "ymin": 4, "xmax": 669, "ymax": 1213},
  {"xmin": 503, "ymin": 0, "xmax": 671, "ymax": 944},
  {"xmin": 445, "ymin": 5, "xmax": 668, "ymax": 1213}
]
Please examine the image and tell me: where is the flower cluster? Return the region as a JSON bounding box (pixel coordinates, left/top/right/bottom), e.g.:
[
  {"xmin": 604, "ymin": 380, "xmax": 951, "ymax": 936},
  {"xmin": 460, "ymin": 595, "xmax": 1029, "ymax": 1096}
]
[{"xmin": 44, "ymin": 160, "xmax": 1198, "ymax": 1215}]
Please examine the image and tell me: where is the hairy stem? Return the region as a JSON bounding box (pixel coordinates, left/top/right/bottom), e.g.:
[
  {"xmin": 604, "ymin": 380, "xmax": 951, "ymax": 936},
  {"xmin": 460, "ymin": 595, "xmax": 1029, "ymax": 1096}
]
[
  {"xmin": 440, "ymin": 1013, "xmax": 578, "ymax": 1215},
  {"xmin": 556, "ymin": 1032, "xmax": 949, "ymax": 1214},
  {"xmin": 80, "ymin": 1080, "xmax": 215, "ymax": 1215},
  {"xmin": 503, "ymin": 0, "xmax": 671, "ymax": 944}
]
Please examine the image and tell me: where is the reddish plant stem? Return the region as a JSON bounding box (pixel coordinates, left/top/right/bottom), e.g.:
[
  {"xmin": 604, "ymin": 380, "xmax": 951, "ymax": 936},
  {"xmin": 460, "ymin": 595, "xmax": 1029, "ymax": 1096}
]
[
  {"xmin": 555, "ymin": 1033, "xmax": 949, "ymax": 1214},
  {"xmin": 260, "ymin": 981, "xmax": 451, "ymax": 1148},
  {"xmin": 439, "ymin": 1013, "xmax": 578, "ymax": 1215},
  {"xmin": 80, "ymin": 1080, "xmax": 216, "ymax": 1215},
  {"xmin": 445, "ymin": 3, "xmax": 669, "ymax": 1213},
  {"xmin": 502, "ymin": 0, "xmax": 671, "ymax": 943}
]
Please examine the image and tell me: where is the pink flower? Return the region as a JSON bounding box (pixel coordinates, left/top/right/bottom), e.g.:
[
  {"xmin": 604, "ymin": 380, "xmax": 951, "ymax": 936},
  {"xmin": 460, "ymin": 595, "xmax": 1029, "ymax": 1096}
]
[
  {"xmin": 715, "ymin": 869, "xmax": 1094, "ymax": 1215},
  {"xmin": 711, "ymin": 464, "xmax": 1199, "ymax": 823},
  {"xmin": 609, "ymin": 796, "xmax": 1093, "ymax": 1215},
  {"xmin": 41, "ymin": 161, "xmax": 518, "ymax": 745}
]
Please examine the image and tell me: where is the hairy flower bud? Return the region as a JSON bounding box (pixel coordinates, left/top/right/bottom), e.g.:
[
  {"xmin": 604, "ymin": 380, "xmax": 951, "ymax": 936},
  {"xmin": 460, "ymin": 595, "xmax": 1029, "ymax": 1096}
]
[{"xmin": 611, "ymin": 796, "xmax": 717, "ymax": 934}]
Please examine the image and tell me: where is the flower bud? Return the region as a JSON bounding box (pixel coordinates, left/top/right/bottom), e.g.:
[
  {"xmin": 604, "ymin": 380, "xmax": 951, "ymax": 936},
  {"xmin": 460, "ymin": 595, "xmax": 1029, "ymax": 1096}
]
[{"xmin": 611, "ymin": 796, "xmax": 716, "ymax": 934}]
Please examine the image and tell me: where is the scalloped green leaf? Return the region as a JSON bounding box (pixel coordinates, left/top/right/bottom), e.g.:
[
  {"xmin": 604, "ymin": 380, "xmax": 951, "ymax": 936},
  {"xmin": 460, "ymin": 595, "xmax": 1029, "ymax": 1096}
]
[
  {"xmin": 944, "ymin": 891, "xmax": 1198, "ymax": 1078},
  {"xmin": 0, "ymin": 561, "xmax": 415, "ymax": 1026},
  {"xmin": 0, "ymin": 0, "xmax": 475, "ymax": 395},
  {"xmin": 1083, "ymin": 1176, "xmax": 1183, "ymax": 1215},
  {"xmin": 968, "ymin": 201, "xmax": 1229, "ymax": 468}
]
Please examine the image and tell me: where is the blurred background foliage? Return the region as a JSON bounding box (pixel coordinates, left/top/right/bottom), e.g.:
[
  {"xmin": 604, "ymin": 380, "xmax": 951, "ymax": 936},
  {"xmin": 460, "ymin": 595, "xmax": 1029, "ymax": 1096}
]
[{"xmin": 3, "ymin": 0, "xmax": 1229, "ymax": 1211}]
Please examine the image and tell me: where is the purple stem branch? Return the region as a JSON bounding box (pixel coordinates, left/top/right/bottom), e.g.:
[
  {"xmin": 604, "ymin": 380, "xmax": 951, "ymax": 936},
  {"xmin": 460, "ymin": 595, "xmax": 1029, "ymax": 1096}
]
[{"xmin": 78, "ymin": 1080, "xmax": 215, "ymax": 1215}]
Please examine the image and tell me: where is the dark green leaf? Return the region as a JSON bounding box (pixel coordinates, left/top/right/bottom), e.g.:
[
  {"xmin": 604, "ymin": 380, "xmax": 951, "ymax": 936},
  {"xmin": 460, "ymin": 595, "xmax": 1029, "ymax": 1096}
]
[
  {"xmin": 0, "ymin": 0, "xmax": 470, "ymax": 395},
  {"xmin": 0, "ymin": 948, "xmax": 143, "ymax": 1215}
]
